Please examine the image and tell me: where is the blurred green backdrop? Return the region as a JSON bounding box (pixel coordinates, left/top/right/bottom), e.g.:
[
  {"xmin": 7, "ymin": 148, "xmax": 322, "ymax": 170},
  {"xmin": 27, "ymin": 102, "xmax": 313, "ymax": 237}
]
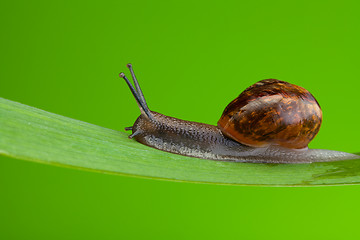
[{"xmin": 1, "ymin": 0, "xmax": 360, "ymax": 239}]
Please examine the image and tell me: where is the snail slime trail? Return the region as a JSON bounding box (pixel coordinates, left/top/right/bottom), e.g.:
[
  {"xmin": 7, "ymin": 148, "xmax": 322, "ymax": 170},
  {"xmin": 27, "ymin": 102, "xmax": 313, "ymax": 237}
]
[{"xmin": 118, "ymin": 63, "xmax": 360, "ymax": 164}]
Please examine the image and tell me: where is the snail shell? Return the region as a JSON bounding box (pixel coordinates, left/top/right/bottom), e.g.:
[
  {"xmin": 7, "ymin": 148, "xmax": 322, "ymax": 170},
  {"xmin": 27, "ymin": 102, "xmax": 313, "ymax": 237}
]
[{"xmin": 218, "ymin": 79, "xmax": 322, "ymax": 149}]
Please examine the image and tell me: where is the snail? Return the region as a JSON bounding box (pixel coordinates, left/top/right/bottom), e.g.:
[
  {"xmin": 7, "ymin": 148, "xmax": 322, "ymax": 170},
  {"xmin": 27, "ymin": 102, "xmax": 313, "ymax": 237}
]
[{"xmin": 119, "ymin": 64, "xmax": 359, "ymax": 163}]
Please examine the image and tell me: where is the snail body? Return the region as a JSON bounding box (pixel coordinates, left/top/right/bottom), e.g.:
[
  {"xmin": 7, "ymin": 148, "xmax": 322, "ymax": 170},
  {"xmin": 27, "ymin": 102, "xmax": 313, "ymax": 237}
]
[{"xmin": 119, "ymin": 64, "xmax": 359, "ymax": 164}]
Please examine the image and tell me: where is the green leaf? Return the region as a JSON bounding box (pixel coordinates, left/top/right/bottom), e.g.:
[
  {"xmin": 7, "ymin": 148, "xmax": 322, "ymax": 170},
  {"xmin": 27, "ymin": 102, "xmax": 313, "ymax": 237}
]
[{"xmin": 0, "ymin": 97, "xmax": 359, "ymax": 186}]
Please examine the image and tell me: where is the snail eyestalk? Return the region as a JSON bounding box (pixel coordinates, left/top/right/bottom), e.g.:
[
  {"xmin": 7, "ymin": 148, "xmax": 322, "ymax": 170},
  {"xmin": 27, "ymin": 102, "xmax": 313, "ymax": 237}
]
[
  {"xmin": 127, "ymin": 63, "xmax": 149, "ymax": 110},
  {"xmin": 119, "ymin": 71, "xmax": 153, "ymax": 120}
]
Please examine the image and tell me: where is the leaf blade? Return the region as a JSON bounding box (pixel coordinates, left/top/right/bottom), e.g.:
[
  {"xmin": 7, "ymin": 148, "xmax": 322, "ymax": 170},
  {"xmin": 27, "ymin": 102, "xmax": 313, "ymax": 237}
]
[{"xmin": 0, "ymin": 97, "xmax": 359, "ymax": 186}]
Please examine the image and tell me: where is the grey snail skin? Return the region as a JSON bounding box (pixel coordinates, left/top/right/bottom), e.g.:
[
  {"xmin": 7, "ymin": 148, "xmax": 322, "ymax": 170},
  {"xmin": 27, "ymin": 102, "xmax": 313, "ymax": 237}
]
[{"xmin": 119, "ymin": 64, "xmax": 359, "ymax": 164}]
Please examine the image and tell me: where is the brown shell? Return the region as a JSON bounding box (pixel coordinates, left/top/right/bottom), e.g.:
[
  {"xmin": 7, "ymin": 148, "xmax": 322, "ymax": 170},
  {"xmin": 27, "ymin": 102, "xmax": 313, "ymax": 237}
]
[{"xmin": 217, "ymin": 79, "xmax": 322, "ymax": 149}]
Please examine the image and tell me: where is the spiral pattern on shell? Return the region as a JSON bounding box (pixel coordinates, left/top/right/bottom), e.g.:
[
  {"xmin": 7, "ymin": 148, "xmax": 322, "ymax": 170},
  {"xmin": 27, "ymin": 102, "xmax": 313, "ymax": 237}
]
[{"xmin": 217, "ymin": 79, "xmax": 322, "ymax": 149}]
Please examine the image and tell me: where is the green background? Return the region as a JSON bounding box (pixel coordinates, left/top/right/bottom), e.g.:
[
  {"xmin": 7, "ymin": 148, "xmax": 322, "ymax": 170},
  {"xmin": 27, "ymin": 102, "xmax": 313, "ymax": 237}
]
[{"xmin": 1, "ymin": 0, "xmax": 360, "ymax": 239}]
